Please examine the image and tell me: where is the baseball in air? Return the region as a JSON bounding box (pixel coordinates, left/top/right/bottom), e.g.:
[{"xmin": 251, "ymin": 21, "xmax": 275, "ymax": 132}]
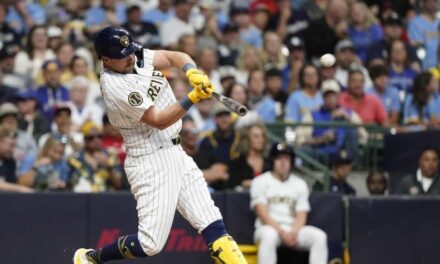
[{"xmin": 320, "ymin": 53, "xmax": 336, "ymax": 67}]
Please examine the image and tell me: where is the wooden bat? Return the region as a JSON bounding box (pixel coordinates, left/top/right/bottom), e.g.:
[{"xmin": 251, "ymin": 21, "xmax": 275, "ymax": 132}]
[{"xmin": 212, "ymin": 92, "xmax": 248, "ymax": 116}]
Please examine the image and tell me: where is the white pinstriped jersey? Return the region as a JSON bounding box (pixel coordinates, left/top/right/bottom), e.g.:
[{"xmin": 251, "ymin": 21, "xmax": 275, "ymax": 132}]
[{"xmin": 100, "ymin": 49, "xmax": 181, "ymax": 156}]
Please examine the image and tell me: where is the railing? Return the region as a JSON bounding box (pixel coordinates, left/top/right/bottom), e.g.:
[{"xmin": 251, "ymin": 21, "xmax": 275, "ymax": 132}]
[{"xmin": 265, "ymin": 122, "xmax": 390, "ymax": 191}]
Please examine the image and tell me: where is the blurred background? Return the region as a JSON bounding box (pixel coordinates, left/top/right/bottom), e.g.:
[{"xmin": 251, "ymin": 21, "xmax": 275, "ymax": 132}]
[{"xmin": 0, "ymin": 0, "xmax": 440, "ymax": 263}]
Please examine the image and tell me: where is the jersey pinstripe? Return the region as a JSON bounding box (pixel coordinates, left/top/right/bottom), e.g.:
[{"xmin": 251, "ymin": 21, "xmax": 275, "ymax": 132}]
[{"xmin": 100, "ymin": 49, "xmax": 181, "ymax": 156}]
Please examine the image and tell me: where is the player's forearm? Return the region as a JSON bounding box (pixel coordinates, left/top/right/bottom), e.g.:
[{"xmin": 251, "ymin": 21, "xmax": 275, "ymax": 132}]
[
  {"xmin": 153, "ymin": 50, "xmax": 196, "ymax": 70},
  {"xmin": 141, "ymin": 103, "xmax": 188, "ymax": 130}
]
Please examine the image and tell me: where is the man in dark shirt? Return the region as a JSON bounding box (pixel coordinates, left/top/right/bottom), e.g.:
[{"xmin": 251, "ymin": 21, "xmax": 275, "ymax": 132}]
[
  {"xmin": 322, "ymin": 149, "xmax": 356, "ymax": 195},
  {"xmin": 122, "ymin": 4, "xmax": 160, "ymax": 49},
  {"xmin": 396, "ymin": 148, "xmax": 440, "ymax": 195},
  {"xmin": 181, "ymin": 116, "xmax": 228, "ymax": 191},
  {"xmin": 304, "ymin": 0, "xmax": 348, "ymax": 62},
  {"xmin": 0, "ymin": 68, "xmax": 17, "ymax": 104},
  {"xmin": 0, "ymin": 125, "xmax": 33, "ymax": 192}
]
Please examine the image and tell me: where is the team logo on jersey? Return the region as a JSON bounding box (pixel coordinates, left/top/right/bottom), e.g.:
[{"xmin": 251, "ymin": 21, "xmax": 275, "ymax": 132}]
[
  {"xmin": 120, "ymin": 35, "xmax": 129, "ymax": 47},
  {"xmin": 128, "ymin": 92, "xmax": 143, "ymax": 106}
]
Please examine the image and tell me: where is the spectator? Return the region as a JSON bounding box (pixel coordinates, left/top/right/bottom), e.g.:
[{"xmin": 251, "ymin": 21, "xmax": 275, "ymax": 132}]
[
  {"xmin": 18, "ymin": 136, "xmax": 70, "ymax": 191},
  {"xmin": 285, "ymin": 64, "xmax": 323, "ymax": 122},
  {"xmin": 230, "ymin": 4, "xmax": 263, "ymax": 48},
  {"xmin": 228, "ymin": 123, "xmax": 270, "ymax": 190},
  {"xmin": 4, "ymin": 0, "xmax": 45, "ymax": 34},
  {"xmin": 188, "ymin": 98, "xmax": 215, "ymax": 133},
  {"xmin": 0, "ymin": 103, "xmax": 38, "ymax": 168},
  {"xmin": 366, "ymin": 12, "xmax": 420, "ymax": 70},
  {"xmin": 180, "ymin": 116, "xmax": 228, "ymax": 191},
  {"xmin": 66, "ymin": 76, "xmax": 104, "ymax": 131},
  {"xmin": 367, "ymin": 64, "xmax": 401, "ymax": 126},
  {"xmin": 387, "ymin": 39, "xmax": 417, "ymax": 96},
  {"xmin": 247, "ymin": 69, "xmax": 265, "ymax": 108},
  {"xmin": 13, "ymin": 25, "xmax": 55, "ymax": 81},
  {"xmin": 0, "ymin": 4, "xmax": 21, "ymax": 55},
  {"xmin": 224, "ymin": 82, "xmax": 261, "ymax": 129},
  {"xmin": 339, "ymin": 69, "xmax": 388, "ymax": 125},
  {"xmin": 0, "ymin": 69, "xmax": 17, "ymax": 104},
  {"xmin": 0, "ymin": 126, "xmax": 33, "ymax": 193},
  {"xmin": 197, "ymin": 47, "xmax": 222, "ymax": 95},
  {"xmin": 237, "ymin": 46, "xmax": 262, "ymax": 85},
  {"xmin": 334, "ymin": 39, "xmax": 373, "ymax": 89},
  {"xmin": 254, "ymin": 67, "xmax": 287, "ymax": 122},
  {"xmin": 178, "ymin": 34, "xmax": 198, "ymax": 59},
  {"xmin": 266, "ymin": 0, "xmax": 310, "ymax": 42},
  {"xmin": 402, "ymin": 72, "xmax": 439, "ymax": 128},
  {"xmin": 142, "ymin": 0, "xmax": 174, "ymax": 26},
  {"xmin": 101, "ymin": 114, "xmax": 126, "ymax": 166},
  {"xmin": 367, "ymin": 171, "xmax": 387, "ymax": 195},
  {"xmin": 408, "ymin": 0, "xmax": 440, "ymax": 69},
  {"xmin": 316, "ymin": 149, "xmax": 356, "ymax": 195},
  {"xmin": 250, "ymin": 1, "xmax": 273, "ymax": 31},
  {"xmin": 347, "ymin": 1, "xmax": 383, "ymax": 63},
  {"xmin": 160, "ymin": 0, "xmax": 196, "ymax": 48},
  {"xmin": 84, "ymin": 0, "xmax": 126, "ymax": 35},
  {"xmin": 282, "ymin": 36, "xmax": 307, "ymax": 92},
  {"xmin": 123, "ymin": 4, "xmax": 160, "ymax": 48},
  {"xmin": 396, "ymin": 148, "xmax": 440, "ymax": 195},
  {"xmin": 251, "ymin": 142, "xmax": 328, "ymax": 264},
  {"xmin": 46, "ymin": 25, "xmax": 64, "ymax": 51},
  {"xmin": 304, "ymin": 0, "xmax": 327, "ymax": 21},
  {"xmin": 0, "ymin": 47, "xmax": 33, "ymax": 91},
  {"xmin": 261, "ymin": 31, "xmax": 286, "ymax": 70},
  {"xmin": 39, "ymin": 105, "xmax": 83, "ymax": 157},
  {"xmin": 217, "ymin": 23, "xmax": 241, "ymax": 66},
  {"xmin": 70, "ymin": 121, "xmax": 123, "ymax": 192},
  {"xmin": 296, "ymin": 79, "xmax": 363, "ymax": 162},
  {"xmin": 16, "ymin": 90, "xmax": 51, "ymax": 141},
  {"xmin": 54, "ymin": 42, "xmax": 76, "ymax": 85},
  {"xmin": 304, "ymin": 0, "xmax": 349, "ymax": 62},
  {"xmin": 68, "ymin": 56, "xmax": 101, "ymax": 106},
  {"xmin": 199, "ymin": 105, "xmax": 240, "ymax": 166},
  {"xmin": 35, "ymin": 60, "xmax": 70, "ymax": 119}
]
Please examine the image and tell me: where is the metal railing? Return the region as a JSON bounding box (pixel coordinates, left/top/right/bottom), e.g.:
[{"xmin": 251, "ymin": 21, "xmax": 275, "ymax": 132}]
[{"xmin": 264, "ymin": 122, "xmax": 390, "ymax": 191}]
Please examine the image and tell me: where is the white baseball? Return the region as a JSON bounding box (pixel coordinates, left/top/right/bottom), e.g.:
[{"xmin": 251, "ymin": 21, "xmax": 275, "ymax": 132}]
[{"xmin": 320, "ymin": 53, "xmax": 336, "ymax": 67}]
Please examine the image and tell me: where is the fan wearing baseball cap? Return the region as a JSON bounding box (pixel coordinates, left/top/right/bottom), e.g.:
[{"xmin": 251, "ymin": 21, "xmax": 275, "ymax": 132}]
[{"xmin": 295, "ymin": 79, "xmax": 363, "ymax": 163}]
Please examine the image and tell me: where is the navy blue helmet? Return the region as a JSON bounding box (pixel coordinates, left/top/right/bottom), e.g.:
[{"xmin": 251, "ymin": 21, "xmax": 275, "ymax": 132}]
[{"xmin": 94, "ymin": 26, "xmax": 142, "ymax": 59}]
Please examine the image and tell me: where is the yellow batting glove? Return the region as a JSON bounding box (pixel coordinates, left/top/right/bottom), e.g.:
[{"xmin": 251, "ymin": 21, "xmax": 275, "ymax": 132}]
[
  {"xmin": 187, "ymin": 83, "xmax": 214, "ymax": 103},
  {"xmin": 185, "ymin": 68, "xmax": 212, "ymax": 89}
]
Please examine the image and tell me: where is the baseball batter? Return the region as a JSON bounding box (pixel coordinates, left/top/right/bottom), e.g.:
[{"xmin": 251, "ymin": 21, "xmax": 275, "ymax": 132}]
[
  {"xmin": 73, "ymin": 26, "xmax": 246, "ymax": 264},
  {"xmin": 250, "ymin": 143, "xmax": 328, "ymax": 264}
]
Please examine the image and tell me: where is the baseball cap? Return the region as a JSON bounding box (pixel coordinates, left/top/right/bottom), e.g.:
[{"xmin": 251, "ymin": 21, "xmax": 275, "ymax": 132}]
[
  {"xmin": 335, "ymin": 39, "xmax": 354, "ymax": 53},
  {"xmin": 213, "ymin": 104, "xmax": 231, "ymax": 117},
  {"xmin": 331, "ymin": 149, "xmax": 353, "ymax": 165},
  {"xmin": 321, "ymin": 79, "xmax": 341, "ymax": 94},
  {"xmin": 42, "ymin": 60, "xmax": 62, "ymax": 71},
  {"xmin": 287, "ymin": 36, "xmax": 305, "ymax": 50},
  {"xmin": 82, "ymin": 121, "xmax": 102, "ymax": 137},
  {"xmin": 219, "ymin": 66, "xmax": 237, "ymax": 80},
  {"xmin": 0, "ymin": 103, "xmax": 19, "ymax": 119},
  {"xmin": 383, "ymin": 12, "xmax": 402, "ymax": 26},
  {"xmin": 264, "ymin": 67, "xmax": 282, "ymax": 78},
  {"xmin": 16, "ymin": 90, "xmax": 37, "ymax": 101}
]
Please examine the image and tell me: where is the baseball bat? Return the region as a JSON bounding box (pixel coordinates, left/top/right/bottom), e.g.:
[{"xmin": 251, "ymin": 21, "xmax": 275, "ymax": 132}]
[{"xmin": 212, "ymin": 92, "xmax": 248, "ymax": 116}]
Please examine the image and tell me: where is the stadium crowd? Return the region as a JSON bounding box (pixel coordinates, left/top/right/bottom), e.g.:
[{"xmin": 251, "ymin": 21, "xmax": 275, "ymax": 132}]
[{"xmin": 0, "ymin": 0, "xmax": 439, "ymax": 197}]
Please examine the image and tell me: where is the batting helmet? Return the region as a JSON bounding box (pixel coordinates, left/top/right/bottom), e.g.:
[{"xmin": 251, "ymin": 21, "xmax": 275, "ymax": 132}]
[
  {"xmin": 93, "ymin": 26, "xmax": 142, "ymax": 59},
  {"xmin": 269, "ymin": 142, "xmax": 295, "ymax": 169}
]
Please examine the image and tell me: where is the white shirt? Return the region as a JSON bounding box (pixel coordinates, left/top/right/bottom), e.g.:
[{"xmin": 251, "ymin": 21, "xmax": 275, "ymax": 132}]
[
  {"xmin": 100, "ymin": 49, "xmax": 181, "ymax": 156},
  {"xmin": 417, "ymin": 169, "xmax": 434, "ymax": 192},
  {"xmin": 250, "ymin": 171, "xmax": 311, "ymax": 229},
  {"xmin": 160, "ymin": 16, "xmax": 195, "ymax": 47},
  {"xmin": 67, "ymin": 101, "xmax": 104, "ymax": 130},
  {"xmin": 335, "ymin": 65, "xmax": 372, "ymax": 89}
]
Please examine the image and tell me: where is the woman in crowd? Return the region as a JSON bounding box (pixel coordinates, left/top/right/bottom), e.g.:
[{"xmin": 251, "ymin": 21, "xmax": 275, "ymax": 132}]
[
  {"xmin": 13, "ymin": 25, "xmax": 56, "ymax": 82},
  {"xmin": 18, "ymin": 136, "xmax": 70, "ymax": 191},
  {"xmin": 402, "ymin": 71, "xmax": 439, "ymax": 130},
  {"xmin": 388, "ymin": 39, "xmax": 418, "ymax": 98},
  {"xmin": 228, "ymin": 123, "xmax": 270, "ymax": 190},
  {"xmin": 348, "ymin": 1, "xmax": 383, "ymax": 63}
]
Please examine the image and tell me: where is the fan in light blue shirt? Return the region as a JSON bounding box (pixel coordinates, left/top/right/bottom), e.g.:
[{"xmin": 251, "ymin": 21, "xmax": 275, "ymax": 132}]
[
  {"xmin": 85, "ymin": 3, "xmax": 127, "ymax": 27},
  {"xmin": 285, "ymin": 90, "xmax": 323, "ymax": 122}
]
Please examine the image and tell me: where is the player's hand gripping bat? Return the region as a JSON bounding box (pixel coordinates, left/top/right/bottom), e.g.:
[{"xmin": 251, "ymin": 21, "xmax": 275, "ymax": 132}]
[{"xmin": 212, "ymin": 92, "xmax": 248, "ymax": 116}]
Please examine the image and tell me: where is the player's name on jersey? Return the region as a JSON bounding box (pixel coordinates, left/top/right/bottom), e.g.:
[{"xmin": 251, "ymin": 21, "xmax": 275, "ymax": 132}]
[{"xmin": 147, "ymin": 69, "xmax": 166, "ymax": 102}]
